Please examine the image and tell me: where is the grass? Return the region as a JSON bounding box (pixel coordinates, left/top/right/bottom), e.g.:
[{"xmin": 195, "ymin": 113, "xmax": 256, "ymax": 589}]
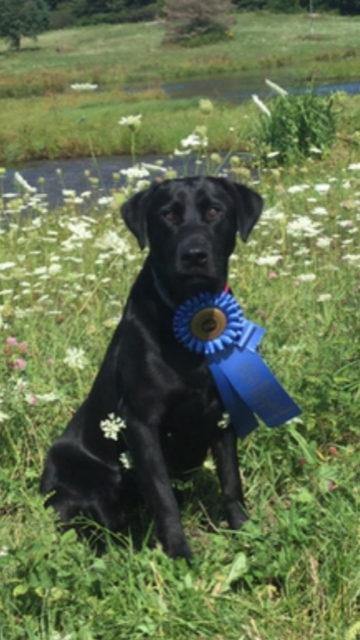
[
  {"xmin": 1, "ymin": 13, "xmax": 360, "ymax": 96},
  {"xmin": 1, "ymin": 12, "xmax": 360, "ymax": 163},
  {"xmin": 1, "ymin": 87, "xmax": 360, "ymax": 165},
  {"xmin": 1, "ymin": 131, "xmax": 360, "ymax": 638},
  {"xmin": 0, "ymin": 91, "xmax": 259, "ymax": 163}
]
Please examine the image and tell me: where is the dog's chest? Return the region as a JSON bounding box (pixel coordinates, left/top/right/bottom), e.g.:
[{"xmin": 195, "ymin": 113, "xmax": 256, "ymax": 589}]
[{"xmin": 159, "ymin": 366, "xmax": 223, "ymax": 472}]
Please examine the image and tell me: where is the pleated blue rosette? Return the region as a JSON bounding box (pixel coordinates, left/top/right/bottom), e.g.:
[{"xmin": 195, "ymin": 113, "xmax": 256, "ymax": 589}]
[
  {"xmin": 173, "ymin": 291, "xmax": 244, "ymax": 355},
  {"xmin": 173, "ymin": 291, "xmax": 302, "ymax": 439}
]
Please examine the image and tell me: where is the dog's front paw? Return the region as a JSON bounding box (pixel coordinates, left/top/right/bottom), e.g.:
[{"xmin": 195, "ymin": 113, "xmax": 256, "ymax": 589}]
[
  {"xmin": 226, "ymin": 501, "xmax": 249, "ymax": 531},
  {"xmin": 163, "ymin": 536, "xmax": 193, "ymax": 562}
]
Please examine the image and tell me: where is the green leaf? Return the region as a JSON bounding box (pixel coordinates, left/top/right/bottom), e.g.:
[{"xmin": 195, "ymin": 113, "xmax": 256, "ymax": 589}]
[
  {"xmin": 290, "ymin": 488, "xmax": 314, "ymax": 503},
  {"xmin": 13, "ymin": 584, "xmax": 29, "ymax": 597},
  {"xmin": 222, "ymin": 552, "xmax": 248, "ymax": 591}
]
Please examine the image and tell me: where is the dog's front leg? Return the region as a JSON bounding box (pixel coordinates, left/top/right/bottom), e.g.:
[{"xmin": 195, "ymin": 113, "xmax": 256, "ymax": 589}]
[
  {"xmin": 212, "ymin": 426, "xmax": 248, "ymax": 530},
  {"xmin": 125, "ymin": 412, "xmax": 192, "ymax": 561}
]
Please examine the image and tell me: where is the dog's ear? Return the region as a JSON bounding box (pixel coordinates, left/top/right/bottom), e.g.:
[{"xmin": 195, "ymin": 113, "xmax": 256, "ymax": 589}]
[
  {"xmin": 121, "ymin": 185, "xmax": 157, "ymax": 250},
  {"xmin": 218, "ymin": 179, "xmax": 263, "ymax": 242}
]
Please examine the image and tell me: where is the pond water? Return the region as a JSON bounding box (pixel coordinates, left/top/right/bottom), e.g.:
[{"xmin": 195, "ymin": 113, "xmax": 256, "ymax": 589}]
[
  {"xmin": 3, "ymin": 155, "xmax": 162, "ymax": 208},
  {"xmin": 159, "ymin": 74, "xmax": 360, "ymax": 102},
  {"xmin": 4, "ymin": 154, "xmax": 251, "ymax": 208}
]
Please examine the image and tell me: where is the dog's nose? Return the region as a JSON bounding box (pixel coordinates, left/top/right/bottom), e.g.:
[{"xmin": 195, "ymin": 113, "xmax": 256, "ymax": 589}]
[{"xmin": 181, "ymin": 246, "xmax": 208, "ymax": 267}]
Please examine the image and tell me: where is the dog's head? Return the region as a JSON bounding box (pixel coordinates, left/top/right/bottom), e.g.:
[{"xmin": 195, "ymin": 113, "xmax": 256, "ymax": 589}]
[{"xmin": 121, "ymin": 177, "xmax": 263, "ymax": 302}]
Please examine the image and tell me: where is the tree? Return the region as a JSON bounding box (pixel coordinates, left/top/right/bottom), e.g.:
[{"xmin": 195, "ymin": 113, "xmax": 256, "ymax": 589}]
[
  {"xmin": 164, "ymin": 0, "xmax": 235, "ymax": 45},
  {"xmin": 0, "ymin": 0, "xmax": 50, "ymax": 50}
]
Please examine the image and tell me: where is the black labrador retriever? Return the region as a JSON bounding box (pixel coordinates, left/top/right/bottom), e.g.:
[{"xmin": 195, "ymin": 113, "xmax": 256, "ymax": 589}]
[{"xmin": 40, "ymin": 176, "xmax": 263, "ymax": 560}]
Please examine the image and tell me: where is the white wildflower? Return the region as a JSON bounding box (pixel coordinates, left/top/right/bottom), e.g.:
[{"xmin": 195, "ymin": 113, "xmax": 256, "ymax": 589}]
[
  {"xmin": 141, "ymin": 162, "xmax": 167, "ymax": 173},
  {"xmin": 265, "ymin": 78, "xmax": 288, "ymax": 96},
  {"xmin": 317, "ymin": 293, "xmax": 332, "ymax": 302},
  {"xmin": 255, "ymin": 254, "xmax": 283, "ymax": 266},
  {"xmin": 67, "ymin": 221, "xmax": 93, "ymax": 240},
  {"xmin": 33, "ymin": 266, "xmax": 47, "ymax": 276},
  {"xmin": 316, "ymin": 237, "xmax": 331, "ymax": 248},
  {"xmin": 217, "ymin": 413, "xmax": 230, "ymax": 429},
  {"xmin": 71, "ymin": 83, "xmax": 98, "ymax": 91},
  {"xmin": 48, "ymin": 263, "xmax": 62, "ymax": 275},
  {"xmin": 64, "ymin": 347, "xmax": 88, "ymax": 371},
  {"xmin": 252, "ymin": 94, "xmax": 271, "ymax": 117},
  {"xmin": 312, "ymin": 207, "xmax": 327, "ymax": 216},
  {"xmin": 287, "ymin": 184, "xmax": 309, "ymax": 194},
  {"xmin": 296, "ymin": 273, "xmax": 317, "ymax": 282},
  {"xmin": 119, "ymin": 451, "xmax": 133, "ymax": 469},
  {"xmin": 100, "ymin": 413, "xmax": 126, "ymax": 440},
  {"xmin": 287, "ymin": 216, "xmax": 322, "ymax": 238},
  {"xmin": 181, "ymin": 134, "xmax": 205, "ymax": 149},
  {"xmin": 62, "ymin": 189, "xmax": 76, "ymax": 198},
  {"xmin": 348, "ymin": 163, "xmax": 360, "ymax": 170},
  {"xmin": 0, "ymin": 262, "xmax": 16, "ymax": 271},
  {"xmin": 118, "ymin": 114, "xmax": 142, "ymax": 131},
  {"xmin": 120, "ymin": 166, "xmax": 150, "ymax": 180},
  {"xmin": 96, "ymin": 196, "xmax": 113, "ymax": 207},
  {"xmin": 95, "ymin": 230, "xmax": 130, "ymax": 255},
  {"xmin": 314, "ymin": 184, "xmax": 330, "ymax": 193},
  {"xmin": 260, "ymin": 207, "xmax": 285, "ymax": 222},
  {"xmin": 36, "ymin": 392, "xmax": 59, "ymax": 403},
  {"xmin": 294, "ymin": 246, "xmax": 310, "ymax": 256},
  {"xmin": 342, "ymin": 254, "xmax": 360, "ymax": 265},
  {"xmin": 266, "ymin": 151, "xmax": 280, "ymax": 158},
  {"xmin": 14, "ymin": 172, "xmax": 37, "ymax": 194},
  {"xmin": 174, "ymin": 148, "xmax": 192, "ymax": 157}
]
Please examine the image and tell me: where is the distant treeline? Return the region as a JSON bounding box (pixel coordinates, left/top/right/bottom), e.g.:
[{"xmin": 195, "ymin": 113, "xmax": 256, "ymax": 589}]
[{"xmin": 45, "ymin": 0, "xmax": 360, "ymax": 29}]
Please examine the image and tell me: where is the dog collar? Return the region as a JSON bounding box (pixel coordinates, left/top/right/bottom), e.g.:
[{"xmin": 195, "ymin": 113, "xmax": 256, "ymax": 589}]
[
  {"xmin": 173, "ymin": 291, "xmax": 301, "ymax": 438},
  {"xmin": 151, "ymin": 268, "xmax": 231, "ymax": 310},
  {"xmin": 151, "ymin": 269, "xmax": 177, "ymax": 310}
]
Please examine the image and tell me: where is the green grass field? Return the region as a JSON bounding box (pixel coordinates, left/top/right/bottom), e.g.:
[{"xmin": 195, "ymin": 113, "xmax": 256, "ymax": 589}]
[
  {"xmin": 1, "ymin": 12, "xmax": 360, "ymax": 94},
  {"xmin": 1, "ymin": 12, "xmax": 360, "ymax": 162},
  {"xmin": 1, "ymin": 136, "xmax": 360, "ymax": 638},
  {"xmin": 1, "ymin": 12, "xmax": 360, "ymax": 639}
]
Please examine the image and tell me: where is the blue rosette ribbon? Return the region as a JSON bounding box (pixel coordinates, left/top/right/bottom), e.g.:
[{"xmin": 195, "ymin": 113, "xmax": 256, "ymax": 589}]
[{"xmin": 173, "ymin": 291, "xmax": 301, "ymax": 439}]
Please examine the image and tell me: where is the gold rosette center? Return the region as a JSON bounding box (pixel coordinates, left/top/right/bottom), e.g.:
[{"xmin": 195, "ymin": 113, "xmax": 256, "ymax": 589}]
[{"xmin": 190, "ymin": 307, "xmax": 227, "ymax": 341}]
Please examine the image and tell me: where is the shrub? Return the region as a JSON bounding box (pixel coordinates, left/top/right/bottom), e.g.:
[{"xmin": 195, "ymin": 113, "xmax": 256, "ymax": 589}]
[
  {"xmin": 163, "ymin": 0, "xmax": 235, "ymax": 47},
  {"xmin": 255, "ymin": 91, "xmax": 337, "ymax": 165}
]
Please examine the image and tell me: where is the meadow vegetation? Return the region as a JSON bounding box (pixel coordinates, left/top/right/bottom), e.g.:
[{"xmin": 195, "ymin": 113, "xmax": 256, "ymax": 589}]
[
  {"xmin": 1, "ymin": 112, "xmax": 360, "ymax": 638},
  {"xmin": 1, "ymin": 10, "xmax": 360, "ymax": 640},
  {"xmin": 1, "ymin": 13, "xmax": 360, "ymax": 163}
]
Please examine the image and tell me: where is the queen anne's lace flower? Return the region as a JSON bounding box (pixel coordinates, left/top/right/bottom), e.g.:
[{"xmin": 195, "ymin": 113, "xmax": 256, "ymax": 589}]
[
  {"xmin": 100, "ymin": 413, "xmax": 127, "ymax": 440},
  {"xmin": 217, "ymin": 413, "xmax": 230, "ymax": 429},
  {"xmin": 64, "ymin": 348, "xmax": 88, "ymax": 371}
]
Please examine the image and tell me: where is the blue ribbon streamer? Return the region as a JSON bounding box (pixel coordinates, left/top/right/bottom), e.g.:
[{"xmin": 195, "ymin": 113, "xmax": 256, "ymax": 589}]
[{"xmin": 174, "ymin": 293, "xmax": 302, "ymax": 439}]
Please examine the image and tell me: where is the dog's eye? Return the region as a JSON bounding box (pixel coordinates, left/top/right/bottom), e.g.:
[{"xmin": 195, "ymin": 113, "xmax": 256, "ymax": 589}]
[
  {"xmin": 207, "ymin": 207, "xmax": 220, "ymax": 218},
  {"xmin": 163, "ymin": 210, "xmax": 174, "ymax": 221}
]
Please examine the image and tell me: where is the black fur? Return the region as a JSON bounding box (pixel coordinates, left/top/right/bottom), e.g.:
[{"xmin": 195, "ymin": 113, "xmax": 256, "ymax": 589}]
[{"xmin": 40, "ymin": 176, "xmax": 263, "ymax": 560}]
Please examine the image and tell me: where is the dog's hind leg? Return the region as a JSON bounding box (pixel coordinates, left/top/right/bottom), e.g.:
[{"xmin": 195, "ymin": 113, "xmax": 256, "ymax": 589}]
[{"xmin": 40, "ymin": 440, "xmax": 137, "ymax": 534}]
